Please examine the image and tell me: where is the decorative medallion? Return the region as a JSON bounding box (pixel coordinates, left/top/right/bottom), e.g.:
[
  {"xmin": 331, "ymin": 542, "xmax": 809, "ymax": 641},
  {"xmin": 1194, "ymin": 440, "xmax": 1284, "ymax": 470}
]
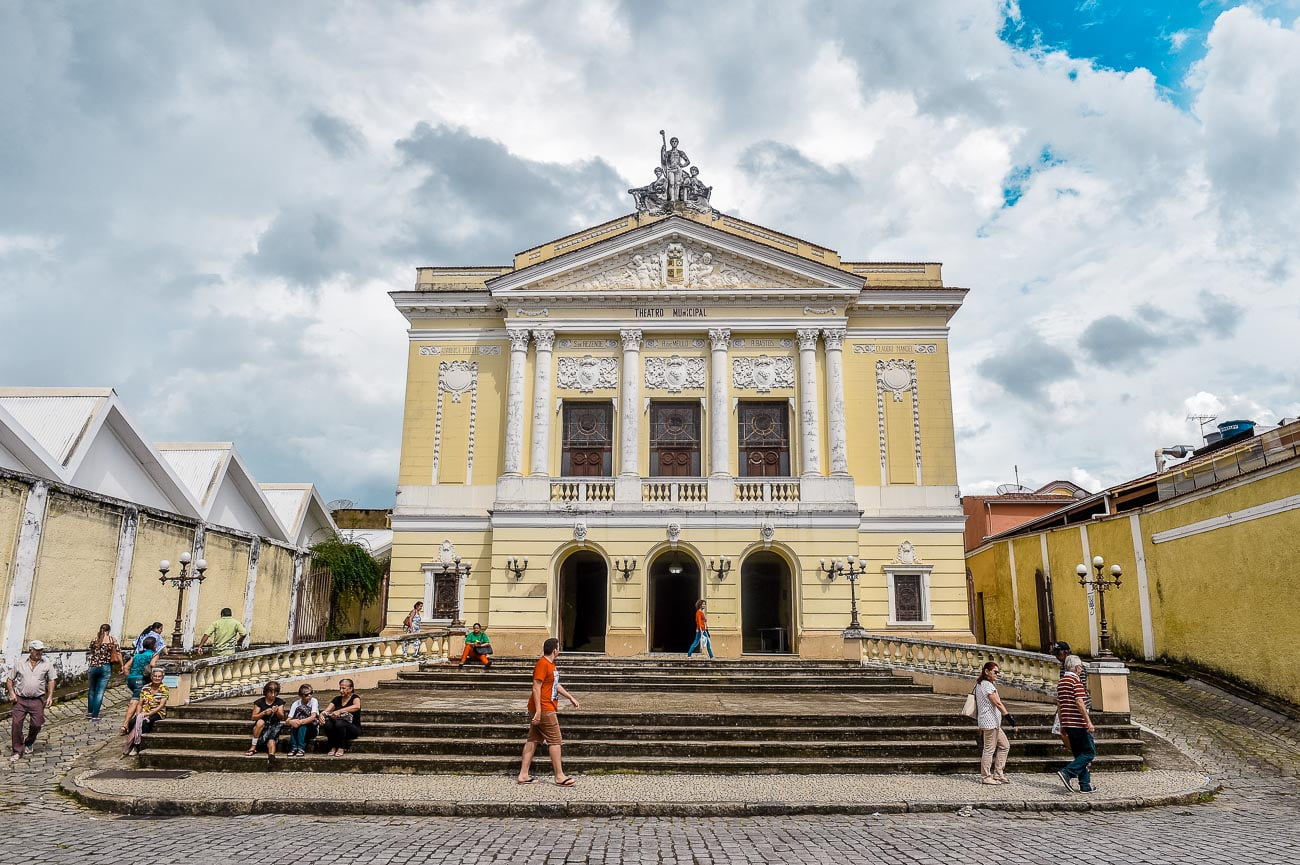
[
  {"xmin": 557, "ymin": 355, "xmax": 618, "ymax": 393},
  {"xmin": 877, "ymin": 358, "xmax": 915, "ymax": 402},
  {"xmin": 574, "ymin": 521, "xmax": 589, "ymax": 545},
  {"xmin": 760, "ymin": 522, "xmax": 776, "ymax": 546},
  {"xmin": 895, "ymin": 540, "xmax": 921, "ymax": 565},
  {"xmin": 438, "ymin": 540, "xmax": 457, "ymax": 566},
  {"xmin": 732, "ymin": 355, "xmax": 794, "ymax": 393},
  {"xmin": 645, "ymin": 355, "xmax": 706, "ymax": 393},
  {"xmin": 438, "ymin": 361, "xmax": 476, "ymax": 403},
  {"xmin": 666, "ymin": 522, "xmax": 682, "ymax": 545}
]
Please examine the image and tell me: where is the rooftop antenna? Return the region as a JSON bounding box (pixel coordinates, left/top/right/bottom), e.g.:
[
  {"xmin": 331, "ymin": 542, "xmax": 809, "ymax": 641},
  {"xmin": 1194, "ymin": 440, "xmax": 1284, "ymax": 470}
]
[
  {"xmin": 1186, "ymin": 414, "xmax": 1217, "ymax": 435},
  {"xmin": 1014, "ymin": 465, "xmax": 1020, "ymax": 489}
]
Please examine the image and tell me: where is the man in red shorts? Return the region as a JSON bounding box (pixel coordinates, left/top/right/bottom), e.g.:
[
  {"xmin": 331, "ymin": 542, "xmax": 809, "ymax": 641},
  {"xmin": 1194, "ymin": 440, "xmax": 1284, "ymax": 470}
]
[{"xmin": 517, "ymin": 638, "xmax": 574, "ymax": 787}]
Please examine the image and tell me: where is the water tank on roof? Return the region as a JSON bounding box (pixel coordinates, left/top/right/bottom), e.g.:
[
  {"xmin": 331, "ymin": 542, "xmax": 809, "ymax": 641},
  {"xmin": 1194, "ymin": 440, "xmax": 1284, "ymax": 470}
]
[{"xmin": 1217, "ymin": 420, "xmax": 1255, "ymax": 441}]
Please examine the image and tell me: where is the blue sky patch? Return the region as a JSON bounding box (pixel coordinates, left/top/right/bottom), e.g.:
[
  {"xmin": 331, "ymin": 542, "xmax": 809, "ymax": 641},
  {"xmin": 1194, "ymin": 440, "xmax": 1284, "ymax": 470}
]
[
  {"xmin": 1002, "ymin": 146, "xmax": 1064, "ymax": 208},
  {"xmin": 999, "ymin": 1, "xmax": 1275, "ymax": 105}
]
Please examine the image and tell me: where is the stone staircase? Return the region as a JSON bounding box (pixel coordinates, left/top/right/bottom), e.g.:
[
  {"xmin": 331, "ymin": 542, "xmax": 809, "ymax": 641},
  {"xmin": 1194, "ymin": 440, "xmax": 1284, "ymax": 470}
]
[{"xmin": 137, "ymin": 657, "xmax": 1145, "ymax": 775}]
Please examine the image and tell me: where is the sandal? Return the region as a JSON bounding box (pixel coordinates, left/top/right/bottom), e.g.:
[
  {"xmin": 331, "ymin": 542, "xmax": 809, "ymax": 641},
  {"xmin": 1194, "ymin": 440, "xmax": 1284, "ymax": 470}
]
[
  {"xmin": 516, "ymin": 776, "xmax": 536, "ymax": 784},
  {"xmin": 245, "ymin": 748, "xmax": 258, "ymax": 756},
  {"xmin": 554, "ymin": 777, "xmax": 576, "ymax": 787}
]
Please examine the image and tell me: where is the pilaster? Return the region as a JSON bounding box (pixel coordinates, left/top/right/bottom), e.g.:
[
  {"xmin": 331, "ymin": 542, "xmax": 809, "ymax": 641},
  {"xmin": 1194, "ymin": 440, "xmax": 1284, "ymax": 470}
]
[
  {"xmin": 503, "ymin": 328, "xmax": 531, "ymax": 476},
  {"xmin": 796, "ymin": 328, "xmax": 821, "ymax": 477},
  {"xmin": 619, "ymin": 329, "xmax": 643, "ymax": 477},
  {"xmin": 708, "ymin": 327, "xmax": 731, "ymax": 477},
  {"xmin": 822, "ymin": 327, "xmax": 849, "ymax": 476},
  {"xmin": 529, "ymin": 329, "xmax": 556, "ymax": 477}
]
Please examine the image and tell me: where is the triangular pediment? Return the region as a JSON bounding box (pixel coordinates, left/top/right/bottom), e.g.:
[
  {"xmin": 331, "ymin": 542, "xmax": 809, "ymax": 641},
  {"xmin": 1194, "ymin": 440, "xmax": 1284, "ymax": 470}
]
[{"xmin": 487, "ymin": 217, "xmax": 862, "ymax": 296}]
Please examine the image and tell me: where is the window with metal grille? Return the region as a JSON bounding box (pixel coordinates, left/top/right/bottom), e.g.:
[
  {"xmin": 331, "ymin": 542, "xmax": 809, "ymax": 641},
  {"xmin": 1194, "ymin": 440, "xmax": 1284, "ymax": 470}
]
[
  {"xmin": 891, "ymin": 573, "xmax": 924, "ymax": 623},
  {"xmin": 650, "ymin": 401, "xmax": 701, "ymax": 476},
  {"xmin": 737, "ymin": 401, "xmax": 790, "ymax": 477},
  {"xmin": 561, "ymin": 402, "xmax": 613, "ymax": 476}
]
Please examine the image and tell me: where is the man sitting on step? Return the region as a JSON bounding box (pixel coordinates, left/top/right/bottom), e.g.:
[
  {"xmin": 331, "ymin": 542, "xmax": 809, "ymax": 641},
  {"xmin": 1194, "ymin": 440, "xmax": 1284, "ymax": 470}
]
[{"xmin": 455, "ymin": 623, "xmax": 492, "ymax": 669}]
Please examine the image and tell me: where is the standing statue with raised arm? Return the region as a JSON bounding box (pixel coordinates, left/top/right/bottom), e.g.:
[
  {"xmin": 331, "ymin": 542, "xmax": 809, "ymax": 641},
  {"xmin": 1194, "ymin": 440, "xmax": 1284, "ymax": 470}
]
[{"xmin": 660, "ymin": 130, "xmax": 690, "ymax": 205}]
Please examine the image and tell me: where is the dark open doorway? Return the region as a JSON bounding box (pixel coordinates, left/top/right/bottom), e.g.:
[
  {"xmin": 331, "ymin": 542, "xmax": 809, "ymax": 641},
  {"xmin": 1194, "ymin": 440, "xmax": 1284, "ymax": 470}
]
[
  {"xmin": 558, "ymin": 551, "xmax": 607, "ymax": 653},
  {"xmin": 741, "ymin": 551, "xmax": 794, "ymax": 653},
  {"xmin": 649, "ymin": 552, "xmax": 700, "ymax": 652}
]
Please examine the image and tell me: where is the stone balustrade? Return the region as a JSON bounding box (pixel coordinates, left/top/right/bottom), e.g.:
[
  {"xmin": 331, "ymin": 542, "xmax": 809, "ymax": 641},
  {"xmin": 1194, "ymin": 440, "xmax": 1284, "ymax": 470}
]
[
  {"xmin": 642, "ymin": 479, "xmax": 708, "ymax": 502},
  {"xmin": 735, "ymin": 479, "xmax": 801, "ymax": 503},
  {"xmin": 550, "ymin": 479, "xmax": 616, "ymax": 503},
  {"xmin": 848, "ymin": 633, "xmax": 1061, "ymax": 695},
  {"xmin": 181, "ymin": 631, "xmax": 452, "ymax": 702}
]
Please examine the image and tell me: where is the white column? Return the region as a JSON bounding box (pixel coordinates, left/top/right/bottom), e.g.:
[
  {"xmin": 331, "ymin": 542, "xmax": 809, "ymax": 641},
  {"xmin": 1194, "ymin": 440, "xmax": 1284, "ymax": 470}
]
[
  {"xmin": 285, "ymin": 551, "xmax": 306, "ymax": 644},
  {"xmin": 795, "ymin": 328, "xmax": 822, "ymax": 477},
  {"xmin": 619, "ymin": 329, "xmax": 643, "ymax": 477},
  {"xmin": 108, "ymin": 508, "xmax": 139, "ymax": 638},
  {"xmin": 1, "ymin": 481, "xmax": 49, "ymax": 663},
  {"xmin": 240, "ymin": 536, "xmax": 262, "ymax": 638},
  {"xmin": 529, "ymin": 329, "xmax": 556, "ymax": 477},
  {"xmin": 822, "ymin": 327, "xmax": 849, "ymax": 476},
  {"xmin": 503, "ymin": 328, "xmax": 530, "ymax": 476},
  {"xmin": 708, "ymin": 328, "xmax": 731, "ymax": 476},
  {"xmin": 1128, "ymin": 514, "xmax": 1157, "ymax": 661}
]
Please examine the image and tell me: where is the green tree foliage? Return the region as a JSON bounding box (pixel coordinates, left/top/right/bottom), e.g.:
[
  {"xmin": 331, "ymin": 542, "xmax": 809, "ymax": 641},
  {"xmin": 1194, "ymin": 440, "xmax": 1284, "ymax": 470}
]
[{"xmin": 310, "ymin": 533, "xmax": 383, "ymax": 638}]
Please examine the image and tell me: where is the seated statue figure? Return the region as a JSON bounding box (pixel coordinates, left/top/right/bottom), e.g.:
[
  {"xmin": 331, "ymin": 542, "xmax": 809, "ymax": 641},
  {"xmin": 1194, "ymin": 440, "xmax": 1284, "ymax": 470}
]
[
  {"xmin": 681, "ymin": 166, "xmax": 713, "ymax": 213},
  {"xmin": 628, "ymin": 168, "xmax": 669, "ymax": 213}
]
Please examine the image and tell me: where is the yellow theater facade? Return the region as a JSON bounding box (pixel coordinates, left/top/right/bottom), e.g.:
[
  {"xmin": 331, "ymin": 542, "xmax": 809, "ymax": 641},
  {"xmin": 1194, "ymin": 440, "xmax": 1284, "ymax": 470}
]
[{"xmin": 387, "ymin": 205, "xmax": 972, "ymax": 658}]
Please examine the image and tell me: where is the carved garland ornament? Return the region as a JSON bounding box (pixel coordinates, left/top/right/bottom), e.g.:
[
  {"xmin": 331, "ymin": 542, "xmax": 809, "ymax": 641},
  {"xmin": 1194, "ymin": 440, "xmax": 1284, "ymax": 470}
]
[
  {"xmin": 644, "ymin": 355, "xmax": 706, "ymax": 393},
  {"xmin": 875, "ymin": 358, "xmax": 922, "ymax": 484},
  {"xmin": 732, "ymin": 355, "xmax": 795, "ymax": 393},
  {"xmin": 557, "ymin": 355, "xmax": 618, "ymax": 393},
  {"xmin": 433, "ymin": 360, "xmax": 478, "ymax": 483}
]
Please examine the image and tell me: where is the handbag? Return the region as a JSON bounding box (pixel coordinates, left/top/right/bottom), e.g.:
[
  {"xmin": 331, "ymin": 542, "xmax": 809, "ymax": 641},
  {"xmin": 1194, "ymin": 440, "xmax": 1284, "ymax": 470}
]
[
  {"xmin": 960, "ymin": 687, "xmax": 978, "ymax": 719},
  {"xmin": 1051, "ymin": 713, "xmax": 1061, "ymax": 736},
  {"xmin": 110, "ymin": 643, "xmax": 123, "ymax": 667},
  {"xmin": 476, "ymin": 643, "xmax": 493, "ymax": 656}
]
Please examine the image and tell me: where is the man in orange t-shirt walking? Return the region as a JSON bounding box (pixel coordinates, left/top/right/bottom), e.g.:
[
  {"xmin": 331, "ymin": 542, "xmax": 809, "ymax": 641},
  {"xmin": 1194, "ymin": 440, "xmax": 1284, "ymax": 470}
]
[{"xmin": 517, "ymin": 638, "xmax": 574, "ymax": 786}]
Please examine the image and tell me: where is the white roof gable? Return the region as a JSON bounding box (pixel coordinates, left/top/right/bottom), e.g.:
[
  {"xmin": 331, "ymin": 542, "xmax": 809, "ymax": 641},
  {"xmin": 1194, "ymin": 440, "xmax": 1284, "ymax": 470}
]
[
  {"xmin": 157, "ymin": 443, "xmax": 290, "ymax": 541},
  {"xmin": 342, "ymin": 528, "xmax": 392, "ymax": 559},
  {"xmin": 0, "ymin": 388, "xmax": 200, "ymax": 516},
  {"xmin": 259, "ymin": 483, "xmax": 338, "ymax": 547}
]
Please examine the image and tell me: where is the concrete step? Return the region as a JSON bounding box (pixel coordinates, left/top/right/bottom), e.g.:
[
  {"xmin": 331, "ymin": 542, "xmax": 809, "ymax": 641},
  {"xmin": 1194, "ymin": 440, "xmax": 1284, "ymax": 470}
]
[
  {"xmin": 379, "ymin": 679, "xmax": 932, "ymax": 694},
  {"xmin": 142, "ymin": 730, "xmax": 1146, "ymax": 759},
  {"xmin": 402, "ymin": 669, "xmax": 914, "ymax": 683},
  {"xmin": 137, "ymin": 747, "xmax": 1146, "ymax": 775}
]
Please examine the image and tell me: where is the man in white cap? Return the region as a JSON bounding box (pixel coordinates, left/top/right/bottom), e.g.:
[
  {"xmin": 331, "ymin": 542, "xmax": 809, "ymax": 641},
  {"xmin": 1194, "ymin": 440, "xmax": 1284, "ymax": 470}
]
[{"xmin": 5, "ymin": 639, "xmax": 57, "ymax": 762}]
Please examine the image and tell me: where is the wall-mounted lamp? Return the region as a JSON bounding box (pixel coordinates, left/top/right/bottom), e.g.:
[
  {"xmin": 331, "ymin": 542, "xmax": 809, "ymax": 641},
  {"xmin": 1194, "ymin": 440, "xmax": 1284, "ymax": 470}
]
[
  {"xmin": 614, "ymin": 558, "xmax": 638, "ymax": 581},
  {"xmin": 708, "ymin": 557, "xmax": 733, "ymax": 581},
  {"xmin": 506, "ymin": 557, "xmax": 529, "ymax": 581}
]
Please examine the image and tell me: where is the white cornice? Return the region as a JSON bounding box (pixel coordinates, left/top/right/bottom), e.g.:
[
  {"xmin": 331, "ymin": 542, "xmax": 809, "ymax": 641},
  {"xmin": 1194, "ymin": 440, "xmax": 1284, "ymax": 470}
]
[
  {"xmin": 409, "ymin": 329, "xmax": 510, "ymax": 341},
  {"xmin": 854, "ymin": 289, "xmax": 968, "ymax": 309},
  {"xmin": 500, "ymin": 317, "xmax": 849, "ymax": 333},
  {"xmin": 487, "ymin": 217, "xmax": 865, "ymax": 295},
  {"xmin": 844, "ymin": 327, "xmax": 951, "ymax": 339}
]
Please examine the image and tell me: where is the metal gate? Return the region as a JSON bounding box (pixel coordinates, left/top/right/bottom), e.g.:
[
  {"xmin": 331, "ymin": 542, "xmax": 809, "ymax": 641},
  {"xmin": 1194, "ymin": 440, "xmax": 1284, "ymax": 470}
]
[{"xmin": 292, "ymin": 562, "xmax": 331, "ymax": 643}]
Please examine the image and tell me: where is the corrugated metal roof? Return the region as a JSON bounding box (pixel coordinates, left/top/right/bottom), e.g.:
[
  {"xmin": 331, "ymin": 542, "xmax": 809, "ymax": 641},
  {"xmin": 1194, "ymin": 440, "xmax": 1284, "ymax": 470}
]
[
  {"xmin": 344, "ymin": 528, "xmax": 392, "ymax": 556},
  {"xmin": 0, "ymin": 395, "xmax": 105, "ymax": 466},
  {"xmin": 260, "ymin": 486, "xmax": 311, "ymax": 537},
  {"xmin": 156, "ymin": 446, "xmax": 229, "ymax": 508}
]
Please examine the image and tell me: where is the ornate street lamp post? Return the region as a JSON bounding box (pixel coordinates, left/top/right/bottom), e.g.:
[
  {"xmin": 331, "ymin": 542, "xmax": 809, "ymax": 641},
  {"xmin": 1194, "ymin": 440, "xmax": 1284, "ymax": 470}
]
[
  {"xmin": 820, "ymin": 556, "xmax": 869, "ymax": 631},
  {"xmin": 1076, "ymin": 555, "xmax": 1123, "ymax": 659},
  {"xmin": 158, "ymin": 552, "xmax": 207, "ymax": 652},
  {"xmin": 431, "ymin": 557, "xmax": 472, "ymax": 627}
]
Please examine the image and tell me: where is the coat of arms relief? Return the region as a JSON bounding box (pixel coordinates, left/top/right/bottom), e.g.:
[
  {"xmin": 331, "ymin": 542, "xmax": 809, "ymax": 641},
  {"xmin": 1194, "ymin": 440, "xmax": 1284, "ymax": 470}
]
[
  {"xmin": 540, "ymin": 240, "xmax": 821, "ymax": 292},
  {"xmin": 557, "ymin": 355, "xmax": 618, "ymax": 393}
]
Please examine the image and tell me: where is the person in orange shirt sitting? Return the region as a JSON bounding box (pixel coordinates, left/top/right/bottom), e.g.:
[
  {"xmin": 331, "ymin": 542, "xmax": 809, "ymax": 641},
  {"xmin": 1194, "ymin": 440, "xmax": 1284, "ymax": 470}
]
[
  {"xmin": 517, "ymin": 638, "xmax": 574, "ymax": 787},
  {"xmin": 686, "ymin": 599, "xmax": 713, "ymax": 659}
]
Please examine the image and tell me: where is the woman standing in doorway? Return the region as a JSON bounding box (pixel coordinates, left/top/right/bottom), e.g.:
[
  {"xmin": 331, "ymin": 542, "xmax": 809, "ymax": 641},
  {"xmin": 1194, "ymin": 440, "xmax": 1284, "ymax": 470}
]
[{"xmin": 686, "ymin": 600, "xmax": 713, "ymax": 660}]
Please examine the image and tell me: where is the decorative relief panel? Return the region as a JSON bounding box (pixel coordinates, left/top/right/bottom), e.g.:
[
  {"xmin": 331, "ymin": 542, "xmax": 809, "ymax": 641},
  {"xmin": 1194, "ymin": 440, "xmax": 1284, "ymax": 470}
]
[
  {"xmin": 644, "ymin": 355, "xmax": 706, "ymax": 392},
  {"xmin": 433, "ymin": 361, "xmax": 479, "ymax": 484},
  {"xmin": 557, "ymin": 355, "xmax": 618, "ymax": 393},
  {"xmin": 853, "ymin": 343, "xmax": 937, "ymax": 354},
  {"xmin": 644, "ymin": 338, "xmax": 706, "ymax": 349},
  {"xmin": 537, "ymin": 240, "xmax": 825, "ymax": 292},
  {"xmin": 875, "ymin": 358, "xmax": 922, "ymax": 484},
  {"xmin": 731, "ymin": 338, "xmax": 793, "ymax": 349},
  {"xmin": 732, "ymin": 355, "xmax": 795, "ymax": 393},
  {"xmin": 558, "ymin": 338, "xmax": 618, "ymax": 350}
]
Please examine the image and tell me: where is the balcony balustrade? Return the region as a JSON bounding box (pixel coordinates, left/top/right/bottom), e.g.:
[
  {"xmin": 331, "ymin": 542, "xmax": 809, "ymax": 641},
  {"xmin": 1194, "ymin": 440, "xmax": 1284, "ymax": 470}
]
[
  {"xmin": 641, "ymin": 478, "xmax": 709, "ymax": 503},
  {"xmin": 734, "ymin": 479, "xmax": 802, "ymax": 503}
]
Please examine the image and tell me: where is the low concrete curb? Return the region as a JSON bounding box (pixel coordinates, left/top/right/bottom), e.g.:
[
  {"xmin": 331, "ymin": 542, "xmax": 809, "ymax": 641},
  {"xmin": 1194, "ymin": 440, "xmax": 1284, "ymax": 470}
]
[{"xmin": 61, "ymin": 772, "xmax": 1221, "ymax": 818}]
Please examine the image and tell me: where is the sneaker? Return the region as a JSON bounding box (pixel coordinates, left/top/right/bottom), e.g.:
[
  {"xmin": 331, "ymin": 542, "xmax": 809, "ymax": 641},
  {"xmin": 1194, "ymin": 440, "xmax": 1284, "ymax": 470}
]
[
  {"xmin": 1078, "ymin": 787, "xmax": 1095, "ymax": 794},
  {"xmin": 23, "ymin": 746, "xmax": 33, "ymax": 755},
  {"xmin": 1056, "ymin": 769, "xmax": 1075, "ymax": 792}
]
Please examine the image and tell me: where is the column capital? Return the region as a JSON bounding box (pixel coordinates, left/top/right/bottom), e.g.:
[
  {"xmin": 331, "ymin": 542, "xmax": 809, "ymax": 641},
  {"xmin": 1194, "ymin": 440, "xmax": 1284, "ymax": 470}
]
[
  {"xmin": 620, "ymin": 328, "xmax": 644, "ymax": 351},
  {"xmin": 708, "ymin": 328, "xmax": 731, "ymax": 351},
  {"xmin": 506, "ymin": 328, "xmax": 531, "ymax": 352},
  {"xmin": 796, "ymin": 328, "xmax": 820, "ymax": 351},
  {"xmin": 532, "ymin": 329, "xmax": 556, "ymax": 351},
  {"xmin": 821, "ymin": 327, "xmax": 846, "ymax": 351}
]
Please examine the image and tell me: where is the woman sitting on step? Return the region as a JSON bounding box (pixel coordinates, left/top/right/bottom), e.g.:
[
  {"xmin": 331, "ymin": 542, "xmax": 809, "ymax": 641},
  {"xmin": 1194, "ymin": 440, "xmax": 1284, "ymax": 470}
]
[
  {"xmin": 456, "ymin": 622, "xmax": 493, "ymax": 670},
  {"xmin": 320, "ymin": 679, "xmax": 362, "ymax": 757},
  {"xmin": 246, "ymin": 681, "xmax": 286, "ymax": 757},
  {"xmin": 121, "ymin": 668, "xmax": 168, "ymax": 757}
]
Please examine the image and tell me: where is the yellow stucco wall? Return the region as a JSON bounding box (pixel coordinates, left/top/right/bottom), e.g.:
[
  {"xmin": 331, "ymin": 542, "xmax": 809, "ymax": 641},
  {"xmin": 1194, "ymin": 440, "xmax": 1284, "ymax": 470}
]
[
  {"xmin": 122, "ymin": 514, "xmax": 197, "ymax": 641},
  {"xmin": 968, "ymin": 462, "xmax": 1300, "ymax": 703},
  {"xmin": 25, "ymin": 493, "xmax": 120, "ymax": 649},
  {"xmin": 194, "ymin": 532, "xmax": 251, "ymax": 632},
  {"xmin": 251, "ymin": 543, "xmax": 294, "ymax": 644}
]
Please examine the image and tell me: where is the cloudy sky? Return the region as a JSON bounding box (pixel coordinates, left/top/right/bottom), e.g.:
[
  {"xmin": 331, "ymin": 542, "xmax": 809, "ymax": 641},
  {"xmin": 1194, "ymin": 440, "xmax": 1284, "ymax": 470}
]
[{"xmin": 3, "ymin": 0, "xmax": 1298, "ymax": 505}]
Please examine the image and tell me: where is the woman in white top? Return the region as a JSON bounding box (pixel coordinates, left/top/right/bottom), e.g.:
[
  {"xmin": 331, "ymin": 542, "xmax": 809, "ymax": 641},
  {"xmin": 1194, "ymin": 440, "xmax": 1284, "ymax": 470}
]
[{"xmin": 974, "ymin": 661, "xmax": 1017, "ymax": 785}]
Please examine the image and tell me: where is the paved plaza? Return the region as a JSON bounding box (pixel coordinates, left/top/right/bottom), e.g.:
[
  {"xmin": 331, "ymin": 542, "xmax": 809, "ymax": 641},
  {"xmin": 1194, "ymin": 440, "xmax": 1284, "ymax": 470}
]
[{"xmin": 3, "ymin": 672, "xmax": 1300, "ymax": 864}]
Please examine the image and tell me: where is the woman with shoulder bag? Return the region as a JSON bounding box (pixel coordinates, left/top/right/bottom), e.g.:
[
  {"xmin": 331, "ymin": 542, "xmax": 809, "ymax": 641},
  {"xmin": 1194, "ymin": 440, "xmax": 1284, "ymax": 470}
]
[
  {"xmin": 973, "ymin": 661, "xmax": 1018, "ymax": 785},
  {"xmin": 85, "ymin": 623, "xmax": 119, "ymax": 722},
  {"xmin": 457, "ymin": 622, "xmax": 493, "ymax": 670}
]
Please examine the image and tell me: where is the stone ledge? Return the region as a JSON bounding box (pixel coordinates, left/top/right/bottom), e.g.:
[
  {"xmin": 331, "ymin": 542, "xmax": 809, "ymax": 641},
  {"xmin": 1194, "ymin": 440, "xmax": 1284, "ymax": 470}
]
[{"xmin": 62, "ymin": 769, "xmax": 1220, "ymax": 819}]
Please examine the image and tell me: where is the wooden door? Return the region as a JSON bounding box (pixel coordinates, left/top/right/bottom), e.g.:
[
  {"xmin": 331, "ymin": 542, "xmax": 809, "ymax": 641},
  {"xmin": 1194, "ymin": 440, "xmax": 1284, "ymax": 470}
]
[
  {"xmin": 737, "ymin": 402, "xmax": 790, "ymax": 477},
  {"xmin": 650, "ymin": 402, "xmax": 701, "ymax": 476},
  {"xmin": 562, "ymin": 403, "xmax": 613, "ymax": 476}
]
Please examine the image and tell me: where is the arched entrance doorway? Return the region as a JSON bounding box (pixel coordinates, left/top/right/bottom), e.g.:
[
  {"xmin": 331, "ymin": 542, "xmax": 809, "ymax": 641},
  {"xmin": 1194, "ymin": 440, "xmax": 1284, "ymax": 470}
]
[
  {"xmin": 648, "ymin": 551, "xmax": 701, "ymax": 653},
  {"xmin": 741, "ymin": 551, "xmax": 794, "ymax": 653},
  {"xmin": 558, "ymin": 551, "xmax": 608, "ymax": 653}
]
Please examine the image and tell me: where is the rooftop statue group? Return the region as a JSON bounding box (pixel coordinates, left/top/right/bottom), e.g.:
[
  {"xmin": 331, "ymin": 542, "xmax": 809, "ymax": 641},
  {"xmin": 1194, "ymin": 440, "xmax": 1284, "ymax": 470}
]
[{"xmin": 628, "ymin": 131, "xmax": 715, "ymax": 216}]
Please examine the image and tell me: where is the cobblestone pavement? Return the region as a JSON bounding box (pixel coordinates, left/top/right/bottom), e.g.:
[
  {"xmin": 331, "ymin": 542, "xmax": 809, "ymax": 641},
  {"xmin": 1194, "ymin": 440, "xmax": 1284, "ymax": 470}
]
[{"xmin": 2, "ymin": 673, "xmax": 1299, "ymax": 864}]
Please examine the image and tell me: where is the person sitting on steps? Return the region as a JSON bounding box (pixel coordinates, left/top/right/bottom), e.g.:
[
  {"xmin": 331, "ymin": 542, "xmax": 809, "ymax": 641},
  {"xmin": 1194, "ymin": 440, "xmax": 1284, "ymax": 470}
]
[
  {"xmin": 246, "ymin": 680, "xmax": 286, "ymax": 757},
  {"xmin": 456, "ymin": 622, "xmax": 492, "ymax": 670}
]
